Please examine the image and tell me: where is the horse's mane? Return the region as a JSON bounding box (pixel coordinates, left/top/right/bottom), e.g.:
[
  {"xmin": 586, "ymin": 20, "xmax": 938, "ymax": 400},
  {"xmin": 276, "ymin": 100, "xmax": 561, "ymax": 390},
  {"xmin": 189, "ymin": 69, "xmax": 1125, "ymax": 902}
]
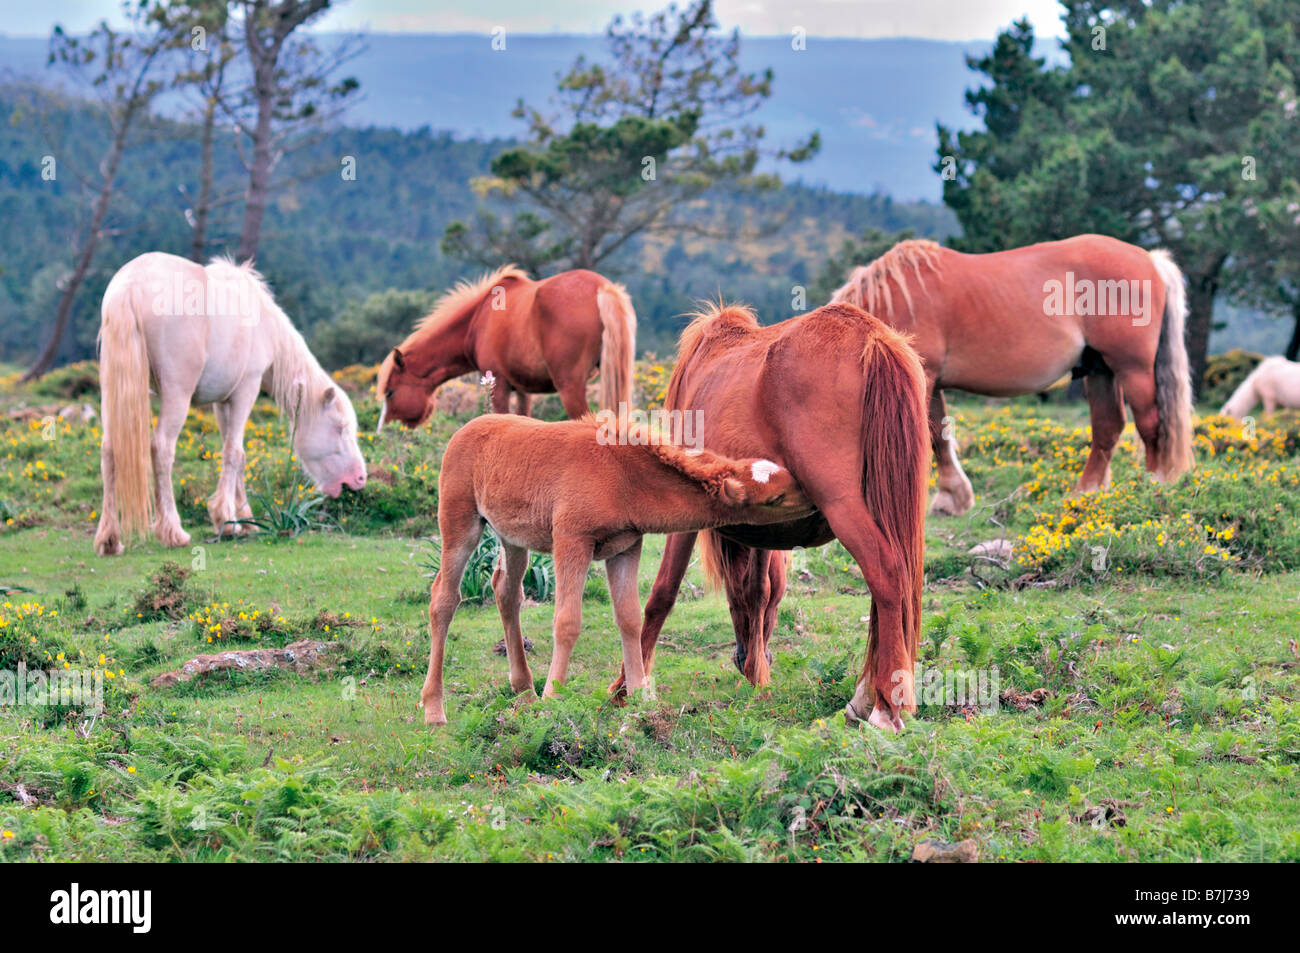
[
  {"xmin": 411, "ymin": 263, "xmax": 530, "ymax": 341},
  {"xmin": 830, "ymin": 239, "xmax": 943, "ymax": 317},
  {"xmin": 205, "ymin": 256, "xmax": 329, "ymax": 432},
  {"xmin": 579, "ymin": 411, "xmax": 748, "ymax": 497},
  {"xmin": 669, "ymin": 300, "xmax": 759, "ymax": 410}
]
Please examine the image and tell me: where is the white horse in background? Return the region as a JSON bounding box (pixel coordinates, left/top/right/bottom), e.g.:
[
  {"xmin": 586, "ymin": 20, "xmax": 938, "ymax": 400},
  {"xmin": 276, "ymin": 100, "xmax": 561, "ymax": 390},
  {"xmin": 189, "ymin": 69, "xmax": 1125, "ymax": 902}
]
[
  {"xmin": 94, "ymin": 252, "xmax": 367, "ymax": 556},
  {"xmin": 1220, "ymin": 355, "xmax": 1300, "ymax": 420}
]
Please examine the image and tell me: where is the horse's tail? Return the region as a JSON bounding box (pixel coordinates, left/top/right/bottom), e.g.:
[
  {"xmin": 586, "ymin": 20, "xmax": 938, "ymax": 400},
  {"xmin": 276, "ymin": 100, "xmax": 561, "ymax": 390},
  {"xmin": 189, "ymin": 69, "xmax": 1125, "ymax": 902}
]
[
  {"xmin": 1149, "ymin": 249, "xmax": 1195, "ymax": 481},
  {"xmin": 697, "ymin": 529, "xmax": 726, "ymax": 592},
  {"xmin": 98, "ymin": 279, "xmax": 154, "ymax": 540},
  {"xmin": 596, "ymin": 281, "xmax": 636, "ymax": 412},
  {"xmin": 858, "ymin": 322, "xmax": 929, "ymax": 714}
]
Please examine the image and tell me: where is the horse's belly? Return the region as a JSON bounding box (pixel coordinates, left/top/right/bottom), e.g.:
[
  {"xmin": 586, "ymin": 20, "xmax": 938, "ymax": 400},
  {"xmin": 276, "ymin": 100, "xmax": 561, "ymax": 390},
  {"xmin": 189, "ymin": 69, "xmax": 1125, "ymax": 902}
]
[{"xmin": 941, "ymin": 330, "xmax": 1083, "ymax": 395}]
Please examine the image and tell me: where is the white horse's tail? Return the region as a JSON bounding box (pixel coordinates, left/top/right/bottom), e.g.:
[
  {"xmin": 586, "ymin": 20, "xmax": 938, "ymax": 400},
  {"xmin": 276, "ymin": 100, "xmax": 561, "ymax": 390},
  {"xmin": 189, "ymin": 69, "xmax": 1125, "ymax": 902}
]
[
  {"xmin": 99, "ymin": 281, "xmax": 154, "ymax": 540},
  {"xmin": 596, "ymin": 282, "xmax": 636, "ymax": 413}
]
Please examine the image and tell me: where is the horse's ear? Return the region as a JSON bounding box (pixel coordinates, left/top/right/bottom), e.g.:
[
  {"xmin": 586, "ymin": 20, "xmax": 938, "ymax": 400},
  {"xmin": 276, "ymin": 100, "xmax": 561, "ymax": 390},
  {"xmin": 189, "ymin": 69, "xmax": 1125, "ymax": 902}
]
[
  {"xmin": 322, "ymin": 386, "xmax": 337, "ymax": 407},
  {"xmin": 720, "ymin": 477, "xmax": 747, "ymax": 505},
  {"xmin": 391, "ymin": 348, "xmax": 405, "ymax": 371}
]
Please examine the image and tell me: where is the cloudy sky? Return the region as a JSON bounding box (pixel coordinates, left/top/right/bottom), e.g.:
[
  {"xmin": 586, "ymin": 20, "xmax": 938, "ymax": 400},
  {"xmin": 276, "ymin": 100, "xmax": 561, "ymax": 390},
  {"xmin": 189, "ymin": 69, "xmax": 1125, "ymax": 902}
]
[{"xmin": 7, "ymin": 1, "xmax": 1065, "ymax": 41}]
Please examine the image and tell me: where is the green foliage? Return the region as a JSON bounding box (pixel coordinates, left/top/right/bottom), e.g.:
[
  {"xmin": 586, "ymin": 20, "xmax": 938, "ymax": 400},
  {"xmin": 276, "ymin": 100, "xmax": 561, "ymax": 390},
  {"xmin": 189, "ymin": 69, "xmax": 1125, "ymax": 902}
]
[
  {"xmin": 131, "ymin": 562, "xmax": 200, "ymax": 623},
  {"xmin": 422, "ymin": 530, "xmax": 557, "ymax": 604},
  {"xmin": 444, "ymin": 0, "xmax": 820, "ymax": 272},
  {"xmin": 311, "ymin": 289, "xmax": 436, "ymax": 370},
  {"xmin": 231, "ymin": 477, "xmax": 335, "ymax": 539}
]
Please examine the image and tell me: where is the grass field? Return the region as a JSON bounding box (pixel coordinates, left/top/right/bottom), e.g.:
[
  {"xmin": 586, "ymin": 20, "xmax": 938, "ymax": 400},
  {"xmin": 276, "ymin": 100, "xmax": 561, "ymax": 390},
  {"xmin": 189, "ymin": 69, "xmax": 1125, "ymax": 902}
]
[{"xmin": 2, "ymin": 363, "xmax": 1298, "ymax": 862}]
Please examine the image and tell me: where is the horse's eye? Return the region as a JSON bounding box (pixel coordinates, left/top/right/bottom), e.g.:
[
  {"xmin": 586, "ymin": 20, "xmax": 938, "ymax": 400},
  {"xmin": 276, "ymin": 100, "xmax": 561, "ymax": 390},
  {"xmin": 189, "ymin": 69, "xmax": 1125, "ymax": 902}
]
[
  {"xmin": 385, "ymin": 389, "xmax": 394, "ymax": 400},
  {"xmin": 768, "ymin": 493, "xmax": 785, "ymax": 505}
]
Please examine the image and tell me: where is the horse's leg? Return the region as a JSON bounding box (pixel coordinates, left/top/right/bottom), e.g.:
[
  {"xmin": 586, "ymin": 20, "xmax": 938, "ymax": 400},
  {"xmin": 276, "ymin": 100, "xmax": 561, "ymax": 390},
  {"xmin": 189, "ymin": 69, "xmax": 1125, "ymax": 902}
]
[
  {"xmin": 489, "ymin": 379, "xmax": 512, "ymax": 415},
  {"xmin": 512, "ymin": 391, "xmax": 532, "ymax": 417},
  {"xmin": 94, "ymin": 432, "xmax": 124, "ymax": 556},
  {"xmin": 608, "ymin": 531, "xmax": 697, "ymax": 697},
  {"xmin": 209, "ymin": 381, "xmax": 259, "ymax": 536},
  {"xmin": 542, "ymin": 535, "xmax": 595, "ymax": 697},
  {"xmin": 719, "ymin": 540, "xmax": 774, "ymax": 685},
  {"xmin": 927, "ymin": 385, "xmax": 974, "ymax": 516},
  {"xmin": 421, "ymin": 506, "xmax": 483, "ymax": 726},
  {"xmin": 1113, "ymin": 366, "xmax": 1165, "ymax": 478},
  {"xmin": 150, "ymin": 385, "xmax": 192, "ymax": 548},
  {"xmin": 760, "ymin": 551, "xmax": 789, "ymax": 663},
  {"xmin": 783, "ymin": 449, "xmax": 913, "ymax": 731},
  {"xmin": 1074, "ymin": 371, "xmax": 1125, "ymax": 494},
  {"xmin": 492, "ymin": 541, "xmax": 536, "ymax": 695},
  {"xmin": 553, "ymin": 378, "xmax": 591, "ymax": 421},
  {"xmin": 605, "ymin": 539, "xmax": 647, "ymax": 694}
]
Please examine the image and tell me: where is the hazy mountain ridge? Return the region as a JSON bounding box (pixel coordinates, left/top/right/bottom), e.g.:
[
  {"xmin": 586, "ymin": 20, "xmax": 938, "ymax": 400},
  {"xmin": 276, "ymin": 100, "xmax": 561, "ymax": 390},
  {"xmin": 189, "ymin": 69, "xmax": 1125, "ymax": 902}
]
[{"xmin": 0, "ymin": 32, "xmax": 991, "ymax": 200}]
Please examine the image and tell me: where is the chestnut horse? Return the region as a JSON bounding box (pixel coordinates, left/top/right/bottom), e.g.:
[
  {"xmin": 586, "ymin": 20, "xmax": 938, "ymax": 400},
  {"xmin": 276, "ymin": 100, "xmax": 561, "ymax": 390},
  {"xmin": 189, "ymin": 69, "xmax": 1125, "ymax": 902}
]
[
  {"xmin": 377, "ymin": 264, "xmax": 636, "ymax": 427},
  {"xmin": 421, "ymin": 413, "xmax": 812, "ymax": 725},
  {"xmin": 831, "ymin": 234, "xmax": 1195, "ymax": 515},
  {"xmin": 612, "ymin": 301, "xmax": 929, "ymax": 732}
]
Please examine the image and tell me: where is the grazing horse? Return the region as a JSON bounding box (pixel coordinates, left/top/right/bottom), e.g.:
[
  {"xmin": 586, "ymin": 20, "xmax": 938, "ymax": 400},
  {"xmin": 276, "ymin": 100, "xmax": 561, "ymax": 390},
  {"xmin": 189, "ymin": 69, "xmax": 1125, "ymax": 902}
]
[
  {"xmin": 377, "ymin": 264, "xmax": 636, "ymax": 428},
  {"xmin": 612, "ymin": 301, "xmax": 930, "ymax": 732},
  {"xmin": 420, "ymin": 413, "xmax": 812, "ymax": 725},
  {"xmin": 1221, "ymin": 356, "xmax": 1300, "ymax": 419},
  {"xmin": 94, "ymin": 252, "xmax": 367, "ymax": 556},
  {"xmin": 831, "ymin": 234, "xmax": 1196, "ymax": 515}
]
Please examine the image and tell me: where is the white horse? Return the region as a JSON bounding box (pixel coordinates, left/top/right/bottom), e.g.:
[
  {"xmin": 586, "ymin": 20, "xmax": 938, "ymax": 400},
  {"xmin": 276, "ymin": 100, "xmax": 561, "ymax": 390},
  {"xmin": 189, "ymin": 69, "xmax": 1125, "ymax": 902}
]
[
  {"xmin": 94, "ymin": 252, "xmax": 367, "ymax": 556},
  {"xmin": 1220, "ymin": 355, "xmax": 1300, "ymax": 419}
]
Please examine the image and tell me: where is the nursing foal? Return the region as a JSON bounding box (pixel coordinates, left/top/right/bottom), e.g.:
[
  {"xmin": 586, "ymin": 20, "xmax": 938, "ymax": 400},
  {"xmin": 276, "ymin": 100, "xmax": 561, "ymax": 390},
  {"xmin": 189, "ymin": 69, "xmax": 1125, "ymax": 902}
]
[{"xmin": 421, "ymin": 414, "xmax": 813, "ymax": 725}]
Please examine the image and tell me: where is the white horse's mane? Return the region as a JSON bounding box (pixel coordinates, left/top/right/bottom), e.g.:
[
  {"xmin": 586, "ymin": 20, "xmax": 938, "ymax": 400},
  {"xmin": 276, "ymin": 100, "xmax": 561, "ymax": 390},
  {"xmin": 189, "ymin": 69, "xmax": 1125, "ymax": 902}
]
[{"xmin": 206, "ymin": 257, "xmax": 330, "ymax": 432}]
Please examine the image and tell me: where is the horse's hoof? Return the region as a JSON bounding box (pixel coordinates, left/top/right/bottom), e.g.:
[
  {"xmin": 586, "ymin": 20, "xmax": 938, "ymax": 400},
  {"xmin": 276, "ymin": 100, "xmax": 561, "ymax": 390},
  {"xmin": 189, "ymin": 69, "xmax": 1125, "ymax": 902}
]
[
  {"xmin": 95, "ymin": 540, "xmax": 124, "ymax": 557},
  {"xmin": 867, "ymin": 704, "xmax": 905, "ymax": 733},
  {"xmin": 423, "ymin": 710, "xmax": 447, "ymax": 727},
  {"xmin": 929, "ymin": 491, "xmax": 971, "ymax": 517},
  {"xmin": 845, "ymin": 699, "xmax": 905, "ymax": 733}
]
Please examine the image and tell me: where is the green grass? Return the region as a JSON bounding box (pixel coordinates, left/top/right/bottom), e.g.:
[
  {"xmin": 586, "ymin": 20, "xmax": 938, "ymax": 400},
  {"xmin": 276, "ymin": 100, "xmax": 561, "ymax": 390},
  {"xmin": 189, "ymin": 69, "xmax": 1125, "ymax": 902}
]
[{"xmin": 2, "ymin": 382, "xmax": 1298, "ymax": 861}]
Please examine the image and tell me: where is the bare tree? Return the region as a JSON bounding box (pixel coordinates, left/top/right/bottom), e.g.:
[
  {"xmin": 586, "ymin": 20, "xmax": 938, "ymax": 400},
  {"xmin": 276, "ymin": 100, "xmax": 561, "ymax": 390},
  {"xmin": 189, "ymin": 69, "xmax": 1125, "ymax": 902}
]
[
  {"xmin": 227, "ymin": 0, "xmax": 361, "ymax": 261},
  {"xmin": 172, "ymin": 1, "xmax": 242, "ymax": 262},
  {"xmin": 23, "ymin": 4, "xmax": 178, "ymax": 381}
]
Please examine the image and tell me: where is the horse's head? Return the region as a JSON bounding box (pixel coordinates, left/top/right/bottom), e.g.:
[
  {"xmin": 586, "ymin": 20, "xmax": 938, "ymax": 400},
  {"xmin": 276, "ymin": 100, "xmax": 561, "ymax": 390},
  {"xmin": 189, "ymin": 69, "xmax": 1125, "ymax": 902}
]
[
  {"xmin": 377, "ymin": 347, "xmax": 437, "ymax": 430},
  {"xmin": 717, "ymin": 460, "xmax": 813, "ymax": 522},
  {"xmin": 294, "ymin": 381, "xmax": 367, "ymax": 498}
]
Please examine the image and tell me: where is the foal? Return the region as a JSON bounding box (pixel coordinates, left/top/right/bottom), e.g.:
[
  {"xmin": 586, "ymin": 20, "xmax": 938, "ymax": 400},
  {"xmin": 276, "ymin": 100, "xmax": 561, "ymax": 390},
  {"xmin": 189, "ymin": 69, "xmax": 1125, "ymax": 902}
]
[{"xmin": 420, "ymin": 414, "xmax": 813, "ymax": 725}]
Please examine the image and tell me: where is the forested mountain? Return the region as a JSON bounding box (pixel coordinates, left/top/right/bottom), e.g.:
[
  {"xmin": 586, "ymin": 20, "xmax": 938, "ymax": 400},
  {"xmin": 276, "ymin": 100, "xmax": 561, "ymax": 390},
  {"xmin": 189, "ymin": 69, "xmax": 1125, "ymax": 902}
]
[{"xmin": 0, "ymin": 84, "xmax": 956, "ymax": 366}]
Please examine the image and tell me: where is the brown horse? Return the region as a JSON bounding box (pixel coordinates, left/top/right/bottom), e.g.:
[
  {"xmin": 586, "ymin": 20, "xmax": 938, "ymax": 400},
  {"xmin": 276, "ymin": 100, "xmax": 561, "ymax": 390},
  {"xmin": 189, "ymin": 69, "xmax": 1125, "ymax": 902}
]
[
  {"xmin": 612, "ymin": 301, "xmax": 930, "ymax": 732},
  {"xmin": 831, "ymin": 234, "xmax": 1195, "ymax": 515},
  {"xmin": 377, "ymin": 264, "xmax": 636, "ymax": 427},
  {"xmin": 421, "ymin": 413, "xmax": 812, "ymax": 725}
]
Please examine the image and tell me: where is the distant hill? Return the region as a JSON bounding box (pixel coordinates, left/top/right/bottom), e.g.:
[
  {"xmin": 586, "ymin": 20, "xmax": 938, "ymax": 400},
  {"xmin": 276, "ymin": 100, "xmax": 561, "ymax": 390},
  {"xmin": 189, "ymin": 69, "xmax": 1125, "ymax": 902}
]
[
  {"xmin": 0, "ymin": 31, "xmax": 992, "ymax": 200},
  {"xmin": 0, "ymin": 84, "xmax": 956, "ymax": 367}
]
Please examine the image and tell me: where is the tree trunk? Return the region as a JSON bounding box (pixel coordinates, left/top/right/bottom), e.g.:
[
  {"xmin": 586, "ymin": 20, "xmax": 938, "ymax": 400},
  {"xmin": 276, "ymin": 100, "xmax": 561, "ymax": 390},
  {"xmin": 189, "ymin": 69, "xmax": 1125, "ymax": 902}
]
[
  {"xmin": 21, "ymin": 113, "xmax": 133, "ymax": 382},
  {"xmin": 1286, "ymin": 299, "xmax": 1300, "ymax": 362},
  {"xmin": 236, "ymin": 79, "xmax": 275, "ymax": 262},
  {"xmin": 1183, "ymin": 263, "xmax": 1223, "ymax": 400},
  {"xmin": 190, "ymin": 95, "xmax": 217, "ymax": 263}
]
